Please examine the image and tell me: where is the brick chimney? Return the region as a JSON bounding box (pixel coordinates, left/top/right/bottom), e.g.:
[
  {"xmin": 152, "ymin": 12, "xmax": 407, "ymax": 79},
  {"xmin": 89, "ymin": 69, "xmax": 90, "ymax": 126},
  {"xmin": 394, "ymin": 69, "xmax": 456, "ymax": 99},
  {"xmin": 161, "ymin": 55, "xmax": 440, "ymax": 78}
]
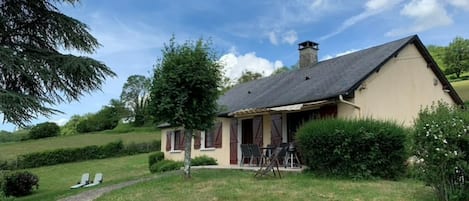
[{"xmin": 298, "ymin": 41, "xmax": 319, "ymax": 68}]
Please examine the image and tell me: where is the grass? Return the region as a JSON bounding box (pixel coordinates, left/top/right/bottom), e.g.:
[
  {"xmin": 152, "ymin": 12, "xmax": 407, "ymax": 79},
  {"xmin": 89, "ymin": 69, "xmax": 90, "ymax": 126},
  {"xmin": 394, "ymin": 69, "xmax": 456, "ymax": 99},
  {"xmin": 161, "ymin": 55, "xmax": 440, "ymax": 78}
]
[
  {"xmin": 0, "ymin": 128, "xmax": 161, "ymax": 160},
  {"xmin": 15, "ymin": 153, "xmax": 153, "ymax": 201},
  {"xmin": 451, "ymin": 80, "xmax": 469, "ymax": 101},
  {"xmin": 97, "ymin": 169, "xmax": 436, "ymax": 201}
]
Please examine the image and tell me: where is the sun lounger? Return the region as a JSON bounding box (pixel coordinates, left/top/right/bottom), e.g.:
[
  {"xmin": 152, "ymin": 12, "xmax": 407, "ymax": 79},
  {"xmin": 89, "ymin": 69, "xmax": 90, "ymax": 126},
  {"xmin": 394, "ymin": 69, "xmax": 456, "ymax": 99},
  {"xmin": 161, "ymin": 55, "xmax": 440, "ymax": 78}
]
[
  {"xmin": 70, "ymin": 173, "xmax": 90, "ymax": 189},
  {"xmin": 84, "ymin": 173, "xmax": 103, "ymax": 188}
]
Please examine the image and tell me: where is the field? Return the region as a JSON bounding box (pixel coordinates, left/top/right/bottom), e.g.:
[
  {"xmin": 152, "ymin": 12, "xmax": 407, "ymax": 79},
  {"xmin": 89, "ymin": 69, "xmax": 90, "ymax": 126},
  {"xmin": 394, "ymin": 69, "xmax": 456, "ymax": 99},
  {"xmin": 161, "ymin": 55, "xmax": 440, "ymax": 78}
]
[
  {"xmin": 16, "ymin": 153, "xmax": 152, "ymax": 201},
  {"xmin": 97, "ymin": 169, "xmax": 436, "ymax": 201},
  {"xmin": 452, "ymin": 80, "xmax": 469, "ymax": 101},
  {"xmin": 0, "ymin": 128, "xmax": 160, "ymax": 160}
]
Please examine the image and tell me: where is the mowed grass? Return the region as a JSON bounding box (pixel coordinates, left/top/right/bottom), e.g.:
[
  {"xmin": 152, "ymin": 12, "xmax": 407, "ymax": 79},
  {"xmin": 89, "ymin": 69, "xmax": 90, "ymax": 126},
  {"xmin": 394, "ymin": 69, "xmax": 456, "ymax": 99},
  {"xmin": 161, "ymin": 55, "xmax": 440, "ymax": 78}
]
[
  {"xmin": 452, "ymin": 80, "xmax": 469, "ymax": 101},
  {"xmin": 17, "ymin": 153, "xmax": 152, "ymax": 201},
  {"xmin": 0, "ymin": 129, "xmax": 161, "ymax": 160},
  {"xmin": 97, "ymin": 169, "xmax": 436, "ymax": 201}
]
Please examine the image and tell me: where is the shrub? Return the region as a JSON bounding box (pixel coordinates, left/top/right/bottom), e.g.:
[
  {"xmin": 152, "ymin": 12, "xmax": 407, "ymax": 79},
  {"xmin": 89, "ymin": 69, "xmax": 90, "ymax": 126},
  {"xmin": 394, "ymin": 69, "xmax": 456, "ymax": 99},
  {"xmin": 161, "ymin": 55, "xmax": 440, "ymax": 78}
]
[
  {"xmin": 148, "ymin": 152, "xmax": 165, "ymax": 169},
  {"xmin": 414, "ymin": 103, "xmax": 469, "ymax": 201},
  {"xmin": 0, "ymin": 171, "xmax": 39, "ymax": 197},
  {"xmin": 150, "ymin": 160, "xmax": 183, "ymax": 173},
  {"xmin": 296, "ymin": 118, "xmax": 407, "ymax": 179},
  {"xmin": 29, "ymin": 122, "xmax": 60, "ymax": 139},
  {"xmin": 124, "ymin": 140, "xmax": 160, "ymax": 155},
  {"xmin": 191, "ymin": 155, "xmax": 217, "ymax": 166}
]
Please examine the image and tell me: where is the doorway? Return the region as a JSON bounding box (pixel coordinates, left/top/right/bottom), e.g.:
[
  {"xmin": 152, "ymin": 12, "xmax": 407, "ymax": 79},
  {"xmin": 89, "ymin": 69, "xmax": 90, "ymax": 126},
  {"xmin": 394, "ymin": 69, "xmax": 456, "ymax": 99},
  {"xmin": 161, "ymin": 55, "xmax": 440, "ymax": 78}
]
[{"xmin": 241, "ymin": 119, "xmax": 253, "ymax": 144}]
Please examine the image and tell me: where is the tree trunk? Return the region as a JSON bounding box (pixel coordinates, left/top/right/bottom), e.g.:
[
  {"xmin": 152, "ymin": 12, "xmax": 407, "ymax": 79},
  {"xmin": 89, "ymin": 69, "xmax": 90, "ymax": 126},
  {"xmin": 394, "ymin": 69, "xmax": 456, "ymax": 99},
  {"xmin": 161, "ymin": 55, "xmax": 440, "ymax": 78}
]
[{"xmin": 183, "ymin": 129, "xmax": 193, "ymax": 179}]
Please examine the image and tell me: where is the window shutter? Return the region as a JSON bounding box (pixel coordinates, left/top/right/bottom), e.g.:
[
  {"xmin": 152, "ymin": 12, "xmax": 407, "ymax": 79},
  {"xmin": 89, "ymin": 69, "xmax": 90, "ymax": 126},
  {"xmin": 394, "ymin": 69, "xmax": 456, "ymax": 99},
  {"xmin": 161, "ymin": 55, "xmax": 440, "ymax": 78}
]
[
  {"xmin": 178, "ymin": 130, "xmax": 185, "ymax": 150},
  {"xmin": 214, "ymin": 122, "xmax": 223, "ymax": 148},
  {"xmin": 253, "ymin": 115, "xmax": 263, "ymax": 147},
  {"xmin": 166, "ymin": 131, "xmax": 171, "ymax": 151},
  {"xmin": 194, "ymin": 131, "xmax": 201, "ymax": 149},
  {"xmin": 271, "ymin": 114, "xmax": 282, "ymax": 146},
  {"xmin": 229, "ymin": 119, "xmax": 238, "ymax": 164}
]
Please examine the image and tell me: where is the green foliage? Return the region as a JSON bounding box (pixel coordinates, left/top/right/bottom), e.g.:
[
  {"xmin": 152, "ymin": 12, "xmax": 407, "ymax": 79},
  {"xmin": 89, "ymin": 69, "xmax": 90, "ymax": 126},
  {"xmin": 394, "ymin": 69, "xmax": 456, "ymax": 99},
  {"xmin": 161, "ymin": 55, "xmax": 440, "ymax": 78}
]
[
  {"xmin": 191, "ymin": 155, "xmax": 217, "ymax": 166},
  {"xmin": 413, "ymin": 103, "xmax": 469, "ymax": 201},
  {"xmin": 271, "ymin": 67, "xmax": 290, "ymax": 75},
  {"xmin": 5, "ymin": 140, "xmax": 160, "ymax": 169},
  {"xmin": 296, "ymin": 118, "xmax": 408, "ymax": 179},
  {"xmin": 120, "ymin": 75, "xmax": 151, "ymax": 126},
  {"xmin": 0, "ymin": 130, "xmax": 29, "ymax": 143},
  {"xmin": 60, "ymin": 115, "xmax": 84, "ymax": 136},
  {"xmin": 0, "ymin": 171, "xmax": 39, "ymax": 197},
  {"xmin": 237, "ymin": 70, "xmax": 263, "ymax": 84},
  {"xmin": 0, "ymin": 0, "xmax": 116, "ymax": 126},
  {"xmin": 444, "ymin": 37, "xmax": 469, "ymax": 78},
  {"xmin": 29, "ymin": 122, "xmax": 60, "ymax": 139},
  {"xmin": 149, "ymin": 160, "xmax": 183, "ymax": 173},
  {"xmin": 428, "ymin": 45, "xmax": 448, "ymax": 71},
  {"xmin": 148, "ymin": 152, "xmax": 165, "ymax": 170},
  {"xmin": 76, "ymin": 99, "xmax": 126, "ymax": 133},
  {"xmin": 149, "ymin": 36, "xmax": 222, "ymax": 131}
]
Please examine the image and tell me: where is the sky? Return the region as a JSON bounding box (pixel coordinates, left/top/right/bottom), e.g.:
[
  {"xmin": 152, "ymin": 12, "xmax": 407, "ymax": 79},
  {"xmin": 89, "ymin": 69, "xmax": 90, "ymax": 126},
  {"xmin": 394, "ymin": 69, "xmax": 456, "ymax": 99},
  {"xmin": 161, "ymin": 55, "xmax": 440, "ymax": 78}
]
[{"xmin": 2, "ymin": 0, "xmax": 469, "ymax": 131}]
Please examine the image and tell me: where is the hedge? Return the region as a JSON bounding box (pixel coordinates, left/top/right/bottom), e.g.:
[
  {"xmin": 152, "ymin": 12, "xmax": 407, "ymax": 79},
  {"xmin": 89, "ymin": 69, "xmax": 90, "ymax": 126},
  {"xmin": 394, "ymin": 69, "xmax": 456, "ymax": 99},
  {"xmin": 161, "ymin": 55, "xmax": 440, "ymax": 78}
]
[
  {"xmin": 0, "ymin": 171, "xmax": 39, "ymax": 197},
  {"xmin": 29, "ymin": 122, "xmax": 60, "ymax": 139},
  {"xmin": 296, "ymin": 118, "xmax": 408, "ymax": 179},
  {"xmin": 1, "ymin": 140, "xmax": 160, "ymax": 170}
]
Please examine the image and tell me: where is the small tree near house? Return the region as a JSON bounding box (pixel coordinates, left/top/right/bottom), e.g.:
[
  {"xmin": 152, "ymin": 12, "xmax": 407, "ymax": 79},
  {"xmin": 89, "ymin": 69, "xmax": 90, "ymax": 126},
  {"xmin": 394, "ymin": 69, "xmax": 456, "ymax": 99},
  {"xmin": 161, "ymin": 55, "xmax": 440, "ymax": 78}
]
[{"xmin": 149, "ymin": 37, "xmax": 222, "ymax": 178}]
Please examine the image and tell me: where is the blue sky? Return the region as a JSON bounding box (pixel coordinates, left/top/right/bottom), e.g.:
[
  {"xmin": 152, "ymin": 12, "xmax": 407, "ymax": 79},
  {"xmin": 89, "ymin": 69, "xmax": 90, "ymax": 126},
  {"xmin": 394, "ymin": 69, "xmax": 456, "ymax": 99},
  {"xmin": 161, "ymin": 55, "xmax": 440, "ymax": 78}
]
[{"xmin": 2, "ymin": 0, "xmax": 469, "ymax": 131}]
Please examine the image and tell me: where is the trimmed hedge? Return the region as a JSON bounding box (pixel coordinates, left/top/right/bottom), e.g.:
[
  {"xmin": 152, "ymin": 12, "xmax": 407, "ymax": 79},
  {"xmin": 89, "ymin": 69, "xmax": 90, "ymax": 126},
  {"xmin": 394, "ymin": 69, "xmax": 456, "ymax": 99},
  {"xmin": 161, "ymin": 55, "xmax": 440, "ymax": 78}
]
[
  {"xmin": 0, "ymin": 171, "xmax": 39, "ymax": 197},
  {"xmin": 148, "ymin": 152, "xmax": 165, "ymax": 170},
  {"xmin": 296, "ymin": 118, "xmax": 408, "ymax": 179},
  {"xmin": 191, "ymin": 155, "xmax": 217, "ymax": 166},
  {"xmin": 1, "ymin": 140, "xmax": 160, "ymax": 170},
  {"xmin": 150, "ymin": 160, "xmax": 183, "ymax": 173}
]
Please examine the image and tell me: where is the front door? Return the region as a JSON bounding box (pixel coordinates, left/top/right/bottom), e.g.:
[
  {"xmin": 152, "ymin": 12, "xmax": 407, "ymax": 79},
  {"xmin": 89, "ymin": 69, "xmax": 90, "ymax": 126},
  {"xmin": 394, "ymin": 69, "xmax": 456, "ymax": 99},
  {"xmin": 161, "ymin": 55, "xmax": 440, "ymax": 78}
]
[{"xmin": 241, "ymin": 119, "xmax": 253, "ymax": 144}]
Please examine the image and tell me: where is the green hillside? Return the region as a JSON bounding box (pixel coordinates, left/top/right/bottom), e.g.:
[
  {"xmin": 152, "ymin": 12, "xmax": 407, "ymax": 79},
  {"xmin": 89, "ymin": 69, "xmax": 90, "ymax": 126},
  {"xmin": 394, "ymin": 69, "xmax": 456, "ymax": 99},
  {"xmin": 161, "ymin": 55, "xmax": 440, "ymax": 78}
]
[{"xmin": 452, "ymin": 80, "xmax": 469, "ymax": 102}]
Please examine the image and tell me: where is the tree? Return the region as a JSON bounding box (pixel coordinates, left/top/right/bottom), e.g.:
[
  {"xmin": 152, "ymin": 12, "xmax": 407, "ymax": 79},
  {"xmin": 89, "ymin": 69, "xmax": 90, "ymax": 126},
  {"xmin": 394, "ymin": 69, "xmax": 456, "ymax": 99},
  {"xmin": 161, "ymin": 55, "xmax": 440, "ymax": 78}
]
[
  {"xmin": 271, "ymin": 66, "xmax": 290, "ymax": 75},
  {"xmin": 237, "ymin": 70, "xmax": 262, "ymax": 84},
  {"xmin": 443, "ymin": 37, "xmax": 469, "ymax": 78},
  {"xmin": 0, "ymin": 0, "xmax": 116, "ymax": 126},
  {"xmin": 149, "ymin": 37, "xmax": 222, "ymax": 178},
  {"xmin": 427, "ymin": 45, "xmax": 447, "ymax": 72},
  {"xmin": 120, "ymin": 75, "xmax": 151, "ymax": 126}
]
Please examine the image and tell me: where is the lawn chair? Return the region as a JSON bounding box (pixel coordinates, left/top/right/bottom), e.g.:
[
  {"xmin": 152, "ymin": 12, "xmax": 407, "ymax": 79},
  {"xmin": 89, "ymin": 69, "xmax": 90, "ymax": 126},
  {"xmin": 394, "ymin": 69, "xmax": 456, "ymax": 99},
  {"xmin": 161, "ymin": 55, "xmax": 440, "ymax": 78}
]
[
  {"xmin": 84, "ymin": 173, "xmax": 103, "ymax": 188},
  {"xmin": 249, "ymin": 144, "xmax": 267, "ymax": 167},
  {"xmin": 70, "ymin": 173, "xmax": 90, "ymax": 189},
  {"xmin": 254, "ymin": 146, "xmax": 284, "ymax": 178},
  {"xmin": 240, "ymin": 144, "xmax": 252, "ymax": 166}
]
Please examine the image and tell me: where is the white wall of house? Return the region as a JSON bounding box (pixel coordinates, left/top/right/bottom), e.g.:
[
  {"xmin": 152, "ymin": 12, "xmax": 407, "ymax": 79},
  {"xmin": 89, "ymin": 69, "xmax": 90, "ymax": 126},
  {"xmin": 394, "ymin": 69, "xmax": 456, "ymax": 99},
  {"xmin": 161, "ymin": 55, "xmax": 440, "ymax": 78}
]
[{"xmin": 338, "ymin": 43, "xmax": 455, "ymax": 126}]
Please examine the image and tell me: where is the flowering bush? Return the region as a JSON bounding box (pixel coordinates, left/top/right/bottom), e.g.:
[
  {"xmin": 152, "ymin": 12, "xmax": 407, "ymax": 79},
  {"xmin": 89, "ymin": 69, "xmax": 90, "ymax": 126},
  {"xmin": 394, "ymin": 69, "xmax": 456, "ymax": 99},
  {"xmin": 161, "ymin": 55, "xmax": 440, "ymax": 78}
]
[{"xmin": 414, "ymin": 103, "xmax": 468, "ymax": 201}]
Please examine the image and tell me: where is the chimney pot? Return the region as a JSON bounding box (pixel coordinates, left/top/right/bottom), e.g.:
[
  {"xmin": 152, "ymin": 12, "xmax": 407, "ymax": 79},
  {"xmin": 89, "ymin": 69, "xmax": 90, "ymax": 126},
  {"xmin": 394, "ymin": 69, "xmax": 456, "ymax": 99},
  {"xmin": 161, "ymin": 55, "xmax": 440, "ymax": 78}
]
[{"xmin": 298, "ymin": 40, "xmax": 319, "ymax": 68}]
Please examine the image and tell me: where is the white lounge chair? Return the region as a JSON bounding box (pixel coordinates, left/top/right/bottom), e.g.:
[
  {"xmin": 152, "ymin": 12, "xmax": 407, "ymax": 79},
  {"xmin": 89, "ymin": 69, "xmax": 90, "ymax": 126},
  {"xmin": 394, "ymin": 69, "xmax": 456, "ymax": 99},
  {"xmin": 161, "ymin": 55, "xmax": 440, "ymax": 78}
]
[
  {"xmin": 84, "ymin": 173, "xmax": 103, "ymax": 188},
  {"xmin": 70, "ymin": 173, "xmax": 90, "ymax": 189}
]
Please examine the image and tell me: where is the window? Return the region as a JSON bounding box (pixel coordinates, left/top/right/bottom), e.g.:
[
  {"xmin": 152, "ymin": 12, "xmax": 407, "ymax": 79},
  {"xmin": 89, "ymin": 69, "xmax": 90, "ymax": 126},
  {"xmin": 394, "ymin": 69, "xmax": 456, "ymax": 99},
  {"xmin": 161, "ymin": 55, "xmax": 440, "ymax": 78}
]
[
  {"xmin": 172, "ymin": 130, "xmax": 184, "ymax": 151},
  {"xmin": 203, "ymin": 128, "xmax": 215, "ymax": 149},
  {"xmin": 194, "ymin": 122, "xmax": 222, "ymax": 150}
]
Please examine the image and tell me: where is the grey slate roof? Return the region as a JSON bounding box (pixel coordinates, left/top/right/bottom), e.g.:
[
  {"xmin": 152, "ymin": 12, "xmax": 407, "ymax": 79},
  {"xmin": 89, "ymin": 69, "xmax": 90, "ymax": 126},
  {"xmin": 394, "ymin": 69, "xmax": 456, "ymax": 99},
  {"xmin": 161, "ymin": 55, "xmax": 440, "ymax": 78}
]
[{"xmin": 218, "ymin": 35, "xmax": 463, "ymax": 115}]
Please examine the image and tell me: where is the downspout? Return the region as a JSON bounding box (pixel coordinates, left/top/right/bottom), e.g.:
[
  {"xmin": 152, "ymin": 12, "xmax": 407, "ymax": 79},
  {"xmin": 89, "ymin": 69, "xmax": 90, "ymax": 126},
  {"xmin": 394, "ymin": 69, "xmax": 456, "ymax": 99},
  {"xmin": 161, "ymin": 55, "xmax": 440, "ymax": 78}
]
[{"xmin": 338, "ymin": 95, "xmax": 361, "ymax": 118}]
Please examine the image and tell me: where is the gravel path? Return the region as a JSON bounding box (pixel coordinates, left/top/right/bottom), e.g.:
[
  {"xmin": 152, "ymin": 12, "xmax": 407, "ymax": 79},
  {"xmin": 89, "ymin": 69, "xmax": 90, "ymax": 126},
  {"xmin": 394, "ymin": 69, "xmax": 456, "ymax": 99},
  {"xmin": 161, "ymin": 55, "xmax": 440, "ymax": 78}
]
[{"xmin": 58, "ymin": 172, "xmax": 177, "ymax": 201}]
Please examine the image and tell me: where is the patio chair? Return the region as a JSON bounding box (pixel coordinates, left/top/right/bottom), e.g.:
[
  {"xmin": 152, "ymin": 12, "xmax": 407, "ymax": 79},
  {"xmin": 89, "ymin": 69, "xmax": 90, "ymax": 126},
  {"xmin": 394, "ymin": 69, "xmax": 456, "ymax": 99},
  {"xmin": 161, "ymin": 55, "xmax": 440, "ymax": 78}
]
[
  {"xmin": 84, "ymin": 173, "xmax": 103, "ymax": 188},
  {"xmin": 254, "ymin": 146, "xmax": 285, "ymax": 178},
  {"xmin": 240, "ymin": 144, "xmax": 252, "ymax": 166},
  {"xmin": 70, "ymin": 173, "xmax": 90, "ymax": 189},
  {"xmin": 249, "ymin": 144, "xmax": 267, "ymax": 167}
]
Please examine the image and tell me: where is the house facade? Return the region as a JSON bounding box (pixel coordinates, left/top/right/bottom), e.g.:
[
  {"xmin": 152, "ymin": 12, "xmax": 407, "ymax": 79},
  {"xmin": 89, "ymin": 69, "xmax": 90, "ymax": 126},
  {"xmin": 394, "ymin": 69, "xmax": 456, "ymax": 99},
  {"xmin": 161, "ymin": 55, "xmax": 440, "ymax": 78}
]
[{"xmin": 160, "ymin": 35, "xmax": 463, "ymax": 166}]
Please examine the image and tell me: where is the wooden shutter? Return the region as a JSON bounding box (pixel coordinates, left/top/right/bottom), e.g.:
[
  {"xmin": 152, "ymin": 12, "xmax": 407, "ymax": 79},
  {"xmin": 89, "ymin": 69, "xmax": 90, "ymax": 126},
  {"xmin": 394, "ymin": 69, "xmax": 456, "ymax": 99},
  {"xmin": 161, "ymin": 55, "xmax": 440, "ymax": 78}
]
[
  {"xmin": 177, "ymin": 130, "xmax": 185, "ymax": 150},
  {"xmin": 271, "ymin": 114, "xmax": 282, "ymax": 146},
  {"xmin": 194, "ymin": 131, "xmax": 201, "ymax": 149},
  {"xmin": 214, "ymin": 122, "xmax": 223, "ymax": 148},
  {"xmin": 253, "ymin": 115, "xmax": 263, "ymax": 147},
  {"xmin": 165, "ymin": 131, "xmax": 171, "ymax": 151},
  {"xmin": 229, "ymin": 119, "xmax": 238, "ymax": 164}
]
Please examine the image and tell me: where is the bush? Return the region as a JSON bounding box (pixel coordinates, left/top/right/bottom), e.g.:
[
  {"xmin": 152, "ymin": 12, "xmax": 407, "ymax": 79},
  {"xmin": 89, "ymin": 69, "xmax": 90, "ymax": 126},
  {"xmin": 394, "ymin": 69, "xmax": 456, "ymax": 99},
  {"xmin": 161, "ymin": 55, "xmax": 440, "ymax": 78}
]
[
  {"xmin": 296, "ymin": 118, "xmax": 407, "ymax": 179},
  {"xmin": 150, "ymin": 160, "xmax": 183, "ymax": 173},
  {"xmin": 29, "ymin": 122, "xmax": 60, "ymax": 139},
  {"xmin": 414, "ymin": 103, "xmax": 469, "ymax": 201},
  {"xmin": 191, "ymin": 155, "xmax": 217, "ymax": 166},
  {"xmin": 148, "ymin": 152, "xmax": 165, "ymax": 169},
  {"xmin": 0, "ymin": 171, "xmax": 39, "ymax": 197}
]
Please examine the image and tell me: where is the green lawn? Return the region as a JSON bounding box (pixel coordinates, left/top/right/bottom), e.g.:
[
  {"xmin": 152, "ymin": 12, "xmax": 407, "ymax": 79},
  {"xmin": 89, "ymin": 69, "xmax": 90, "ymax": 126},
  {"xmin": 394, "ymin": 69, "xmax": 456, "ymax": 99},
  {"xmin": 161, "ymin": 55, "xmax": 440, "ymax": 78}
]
[
  {"xmin": 0, "ymin": 129, "xmax": 161, "ymax": 160},
  {"xmin": 97, "ymin": 170, "xmax": 436, "ymax": 201},
  {"xmin": 452, "ymin": 80, "xmax": 469, "ymax": 101},
  {"xmin": 16, "ymin": 153, "xmax": 152, "ymax": 201}
]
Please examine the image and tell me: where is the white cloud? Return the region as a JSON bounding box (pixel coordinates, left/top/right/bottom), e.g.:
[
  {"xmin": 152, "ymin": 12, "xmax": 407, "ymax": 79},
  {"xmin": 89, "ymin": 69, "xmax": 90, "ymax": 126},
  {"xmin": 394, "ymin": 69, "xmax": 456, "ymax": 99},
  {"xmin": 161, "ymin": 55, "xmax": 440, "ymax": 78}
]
[
  {"xmin": 386, "ymin": 0, "xmax": 453, "ymax": 36},
  {"xmin": 282, "ymin": 30, "xmax": 298, "ymax": 45},
  {"xmin": 268, "ymin": 30, "xmax": 298, "ymax": 45},
  {"xmin": 321, "ymin": 49, "xmax": 360, "ymax": 61},
  {"xmin": 219, "ymin": 51, "xmax": 284, "ymax": 82},
  {"xmin": 320, "ymin": 0, "xmax": 404, "ymax": 40},
  {"xmin": 447, "ymin": 0, "xmax": 469, "ymax": 11},
  {"xmin": 51, "ymin": 118, "xmax": 69, "ymax": 126},
  {"xmin": 268, "ymin": 31, "xmax": 278, "ymax": 45}
]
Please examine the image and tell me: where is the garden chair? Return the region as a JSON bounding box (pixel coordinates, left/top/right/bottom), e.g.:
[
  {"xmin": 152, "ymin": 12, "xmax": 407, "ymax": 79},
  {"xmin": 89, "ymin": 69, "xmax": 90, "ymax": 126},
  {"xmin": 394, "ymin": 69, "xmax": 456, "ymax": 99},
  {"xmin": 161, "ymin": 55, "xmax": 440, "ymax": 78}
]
[
  {"xmin": 84, "ymin": 173, "xmax": 103, "ymax": 188},
  {"xmin": 249, "ymin": 144, "xmax": 267, "ymax": 167},
  {"xmin": 240, "ymin": 144, "xmax": 252, "ymax": 166},
  {"xmin": 254, "ymin": 146, "xmax": 284, "ymax": 178},
  {"xmin": 70, "ymin": 173, "xmax": 89, "ymax": 189}
]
